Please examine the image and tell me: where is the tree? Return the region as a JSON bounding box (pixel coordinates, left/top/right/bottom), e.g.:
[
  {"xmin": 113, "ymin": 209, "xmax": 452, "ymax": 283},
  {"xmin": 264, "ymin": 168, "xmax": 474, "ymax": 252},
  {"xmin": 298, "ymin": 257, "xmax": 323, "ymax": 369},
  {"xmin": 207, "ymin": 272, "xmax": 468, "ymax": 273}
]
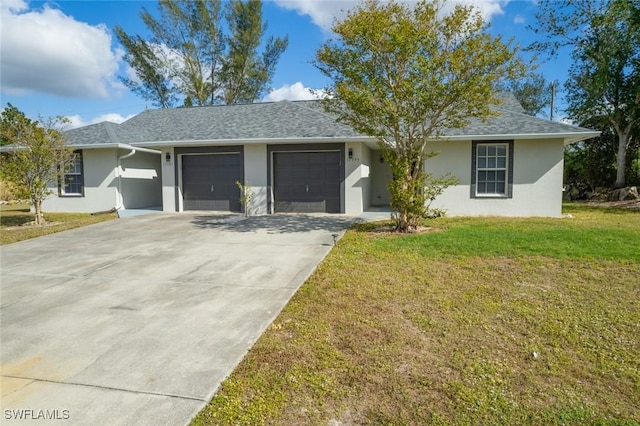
[
  {"xmin": 115, "ymin": 28, "xmax": 178, "ymax": 108},
  {"xmin": 115, "ymin": 0, "xmax": 288, "ymax": 107},
  {"xmin": 315, "ymin": 0, "xmax": 522, "ymax": 232},
  {"xmin": 0, "ymin": 104, "xmax": 74, "ymax": 226},
  {"xmin": 497, "ymin": 72, "xmax": 555, "ymax": 117},
  {"xmin": 221, "ymin": 0, "xmax": 288, "ymax": 104},
  {"xmin": 531, "ymin": 0, "xmax": 640, "ymax": 188},
  {"xmin": 564, "ymin": 123, "xmax": 618, "ymax": 191},
  {"xmin": 564, "ymin": 115, "xmax": 640, "ymax": 193}
]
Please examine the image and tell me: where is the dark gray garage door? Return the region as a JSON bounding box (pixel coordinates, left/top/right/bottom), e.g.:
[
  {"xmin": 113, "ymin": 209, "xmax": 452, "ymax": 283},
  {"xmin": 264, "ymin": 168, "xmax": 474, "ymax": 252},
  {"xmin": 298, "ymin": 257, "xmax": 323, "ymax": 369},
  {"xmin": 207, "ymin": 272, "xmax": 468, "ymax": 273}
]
[
  {"xmin": 273, "ymin": 151, "xmax": 341, "ymax": 213},
  {"xmin": 182, "ymin": 153, "xmax": 242, "ymax": 211}
]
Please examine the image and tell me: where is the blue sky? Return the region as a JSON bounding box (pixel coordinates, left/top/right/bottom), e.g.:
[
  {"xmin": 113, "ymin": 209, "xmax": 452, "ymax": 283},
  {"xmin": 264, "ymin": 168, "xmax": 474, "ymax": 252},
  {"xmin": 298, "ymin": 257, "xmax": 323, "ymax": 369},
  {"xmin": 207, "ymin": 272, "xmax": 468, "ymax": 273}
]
[{"xmin": 0, "ymin": 0, "xmax": 569, "ymax": 128}]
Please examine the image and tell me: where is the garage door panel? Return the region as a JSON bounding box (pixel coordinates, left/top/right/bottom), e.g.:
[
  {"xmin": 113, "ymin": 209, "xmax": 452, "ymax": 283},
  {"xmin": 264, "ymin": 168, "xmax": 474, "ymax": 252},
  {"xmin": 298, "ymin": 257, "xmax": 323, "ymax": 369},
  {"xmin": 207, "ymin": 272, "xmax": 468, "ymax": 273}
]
[
  {"xmin": 277, "ymin": 168, "xmax": 293, "ymax": 181},
  {"xmin": 274, "ymin": 201, "xmax": 300, "ymax": 212},
  {"xmin": 325, "ymin": 164, "xmax": 341, "ymax": 174},
  {"xmin": 187, "ymin": 199, "xmax": 231, "ymax": 210},
  {"xmin": 307, "ymin": 168, "xmax": 325, "ymax": 180},
  {"xmin": 182, "ymin": 153, "xmax": 242, "ymax": 212},
  {"xmin": 293, "ymin": 168, "xmax": 307, "ymax": 181},
  {"xmin": 275, "ymin": 200, "xmax": 327, "ymax": 213},
  {"xmin": 281, "ymin": 153, "xmax": 303, "ymax": 164},
  {"xmin": 274, "ymin": 151, "xmax": 341, "ymax": 213},
  {"xmin": 306, "ymin": 201, "xmax": 327, "ymax": 212},
  {"xmin": 308, "ymin": 154, "xmax": 326, "ymax": 165},
  {"xmin": 306, "ymin": 183, "xmax": 327, "ymax": 196},
  {"xmin": 185, "ymin": 183, "xmax": 213, "ymax": 199}
]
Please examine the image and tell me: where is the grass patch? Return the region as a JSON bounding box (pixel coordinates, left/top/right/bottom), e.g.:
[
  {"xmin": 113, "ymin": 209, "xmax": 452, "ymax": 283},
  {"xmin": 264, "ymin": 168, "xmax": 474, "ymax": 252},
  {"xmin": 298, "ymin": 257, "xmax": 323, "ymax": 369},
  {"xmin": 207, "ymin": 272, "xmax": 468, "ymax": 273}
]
[
  {"xmin": 0, "ymin": 203, "xmax": 117, "ymax": 245},
  {"xmin": 362, "ymin": 203, "xmax": 640, "ymax": 262},
  {"xmin": 191, "ymin": 205, "xmax": 640, "ymax": 425}
]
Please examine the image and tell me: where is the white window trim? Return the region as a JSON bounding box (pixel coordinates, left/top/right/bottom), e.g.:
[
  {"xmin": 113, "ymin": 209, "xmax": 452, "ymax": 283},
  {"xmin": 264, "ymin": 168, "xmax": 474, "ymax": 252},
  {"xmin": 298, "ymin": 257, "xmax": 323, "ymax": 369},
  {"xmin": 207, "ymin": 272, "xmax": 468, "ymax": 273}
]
[
  {"xmin": 471, "ymin": 141, "xmax": 514, "ymax": 199},
  {"xmin": 60, "ymin": 151, "xmax": 84, "ymax": 197}
]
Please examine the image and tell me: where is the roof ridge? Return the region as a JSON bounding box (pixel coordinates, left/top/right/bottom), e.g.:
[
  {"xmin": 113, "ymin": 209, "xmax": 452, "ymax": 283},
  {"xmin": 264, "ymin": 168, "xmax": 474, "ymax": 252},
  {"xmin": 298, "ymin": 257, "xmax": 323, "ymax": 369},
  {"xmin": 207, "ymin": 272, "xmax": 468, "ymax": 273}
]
[
  {"xmin": 289, "ymin": 99, "xmax": 344, "ymax": 123},
  {"xmin": 103, "ymin": 121, "xmax": 121, "ymax": 144}
]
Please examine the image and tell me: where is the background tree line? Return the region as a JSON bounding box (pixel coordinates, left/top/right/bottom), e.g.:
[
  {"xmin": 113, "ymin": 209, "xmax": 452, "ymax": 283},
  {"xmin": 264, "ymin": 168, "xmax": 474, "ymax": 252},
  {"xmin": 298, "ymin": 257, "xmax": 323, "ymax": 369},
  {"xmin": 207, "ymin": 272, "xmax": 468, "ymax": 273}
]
[
  {"xmin": 505, "ymin": 69, "xmax": 640, "ymax": 194},
  {"xmin": 527, "ymin": 0, "xmax": 640, "ymax": 193}
]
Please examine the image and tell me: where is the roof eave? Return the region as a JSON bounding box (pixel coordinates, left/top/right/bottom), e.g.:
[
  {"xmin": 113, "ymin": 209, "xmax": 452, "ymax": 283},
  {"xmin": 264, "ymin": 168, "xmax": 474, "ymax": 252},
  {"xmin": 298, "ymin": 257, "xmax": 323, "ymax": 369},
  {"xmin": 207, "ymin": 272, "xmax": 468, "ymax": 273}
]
[
  {"xmin": 62, "ymin": 131, "xmax": 600, "ymax": 150},
  {"xmin": 128, "ymin": 136, "xmax": 376, "ymax": 148},
  {"xmin": 65, "ymin": 143, "xmax": 161, "ymax": 154},
  {"xmin": 561, "ymin": 131, "xmax": 602, "ymax": 145},
  {"xmin": 437, "ymin": 131, "xmax": 601, "ymax": 144}
]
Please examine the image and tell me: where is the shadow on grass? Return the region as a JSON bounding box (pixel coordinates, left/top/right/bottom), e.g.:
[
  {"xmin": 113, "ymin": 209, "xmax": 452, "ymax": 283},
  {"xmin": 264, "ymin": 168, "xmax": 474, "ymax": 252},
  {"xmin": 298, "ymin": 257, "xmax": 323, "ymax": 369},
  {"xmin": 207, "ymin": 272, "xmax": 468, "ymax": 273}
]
[
  {"xmin": 0, "ymin": 214, "xmax": 34, "ymax": 227},
  {"xmin": 351, "ymin": 220, "xmax": 395, "ymax": 233},
  {"xmin": 0, "ymin": 203, "xmax": 34, "ymax": 227},
  {"xmin": 563, "ymin": 201, "xmax": 640, "ymax": 215}
]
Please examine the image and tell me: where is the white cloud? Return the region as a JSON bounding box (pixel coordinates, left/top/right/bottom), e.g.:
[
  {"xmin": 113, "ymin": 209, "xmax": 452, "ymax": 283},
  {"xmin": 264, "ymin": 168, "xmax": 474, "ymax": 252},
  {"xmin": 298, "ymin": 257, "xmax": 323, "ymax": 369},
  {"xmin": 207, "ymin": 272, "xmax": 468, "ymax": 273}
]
[
  {"xmin": 1, "ymin": 0, "xmax": 28, "ymax": 13},
  {"xmin": 263, "ymin": 82, "xmax": 326, "ymax": 102},
  {"xmin": 274, "ymin": 0, "xmax": 508, "ymax": 32},
  {"xmin": 0, "ymin": 3, "xmax": 122, "ymax": 99},
  {"xmin": 451, "ymin": 0, "xmax": 507, "ymax": 21},
  {"xmin": 63, "ymin": 113, "xmax": 135, "ymax": 130},
  {"xmin": 124, "ymin": 64, "xmax": 143, "ymax": 86},
  {"xmin": 63, "ymin": 115, "xmax": 85, "ymax": 130},
  {"xmin": 559, "ymin": 116, "xmax": 576, "ymax": 126},
  {"xmin": 514, "ymin": 14, "xmax": 526, "ymax": 24},
  {"xmin": 91, "ymin": 113, "xmax": 135, "ymax": 124},
  {"xmin": 274, "ymin": 0, "xmax": 349, "ymax": 32}
]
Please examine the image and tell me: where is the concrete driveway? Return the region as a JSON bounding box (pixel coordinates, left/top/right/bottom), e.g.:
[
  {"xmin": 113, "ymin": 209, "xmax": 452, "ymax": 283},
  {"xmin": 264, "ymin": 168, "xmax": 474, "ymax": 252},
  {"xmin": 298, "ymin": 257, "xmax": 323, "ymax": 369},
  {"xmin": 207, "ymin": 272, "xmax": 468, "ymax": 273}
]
[{"xmin": 0, "ymin": 213, "xmax": 354, "ymax": 425}]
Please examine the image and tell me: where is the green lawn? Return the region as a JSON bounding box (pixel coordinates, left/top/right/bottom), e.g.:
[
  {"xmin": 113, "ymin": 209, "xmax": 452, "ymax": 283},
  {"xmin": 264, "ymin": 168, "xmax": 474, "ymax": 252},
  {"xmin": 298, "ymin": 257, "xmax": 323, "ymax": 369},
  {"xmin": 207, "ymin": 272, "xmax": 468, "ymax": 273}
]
[
  {"xmin": 192, "ymin": 203, "xmax": 640, "ymax": 425},
  {"xmin": 0, "ymin": 204, "xmax": 117, "ymax": 245}
]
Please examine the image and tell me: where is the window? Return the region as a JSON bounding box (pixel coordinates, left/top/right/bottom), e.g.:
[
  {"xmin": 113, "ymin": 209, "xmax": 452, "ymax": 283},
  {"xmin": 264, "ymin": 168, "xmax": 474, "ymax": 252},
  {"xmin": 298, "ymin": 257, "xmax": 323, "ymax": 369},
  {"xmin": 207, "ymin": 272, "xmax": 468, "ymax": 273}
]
[
  {"xmin": 471, "ymin": 141, "xmax": 513, "ymax": 198},
  {"xmin": 60, "ymin": 151, "xmax": 84, "ymax": 196}
]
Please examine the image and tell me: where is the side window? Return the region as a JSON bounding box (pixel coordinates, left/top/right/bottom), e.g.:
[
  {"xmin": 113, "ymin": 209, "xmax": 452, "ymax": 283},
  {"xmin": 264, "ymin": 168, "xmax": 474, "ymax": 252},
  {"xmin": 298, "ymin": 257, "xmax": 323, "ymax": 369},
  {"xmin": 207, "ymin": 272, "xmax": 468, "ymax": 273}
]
[
  {"xmin": 471, "ymin": 141, "xmax": 513, "ymax": 198},
  {"xmin": 60, "ymin": 151, "xmax": 84, "ymax": 197}
]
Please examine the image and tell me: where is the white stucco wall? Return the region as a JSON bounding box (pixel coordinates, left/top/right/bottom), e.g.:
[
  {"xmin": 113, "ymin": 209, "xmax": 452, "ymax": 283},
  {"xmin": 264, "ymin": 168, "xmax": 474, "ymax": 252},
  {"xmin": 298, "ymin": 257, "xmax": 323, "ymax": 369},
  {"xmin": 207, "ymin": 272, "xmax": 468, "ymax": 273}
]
[
  {"xmin": 42, "ymin": 149, "xmax": 119, "ymax": 213},
  {"xmin": 361, "ymin": 145, "xmax": 372, "ymax": 211},
  {"xmin": 43, "ymin": 148, "xmax": 163, "ymax": 213},
  {"xmin": 244, "ymin": 144, "xmax": 268, "ymax": 215},
  {"xmin": 161, "ymin": 148, "xmax": 176, "ymax": 212},
  {"xmin": 344, "ymin": 142, "xmax": 372, "ymax": 214},
  {"xmin": 43, "ymin": 139, "xmax": 564, "ymax": 217},
  {"xmin": 370, "ymin": 150, "xmax": 392, "ymax": 206},
  {"xmin": 425, "ymin": 138, "xmax": 565, "ymax": 217},
  {"xmin": 120, "ymin": 151, "xmax": 162, "ymax": 209}
]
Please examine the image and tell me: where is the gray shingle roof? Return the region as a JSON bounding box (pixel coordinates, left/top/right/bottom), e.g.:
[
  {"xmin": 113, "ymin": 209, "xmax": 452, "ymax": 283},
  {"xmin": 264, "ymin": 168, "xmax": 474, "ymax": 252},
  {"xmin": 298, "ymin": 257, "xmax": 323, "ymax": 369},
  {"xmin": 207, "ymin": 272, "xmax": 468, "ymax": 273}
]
[
  {"xmin": 443, "ymin": 108, "xmax": 595, "ymax": 138},
  {"xmin": 123, "ymin": 100, "xmax": 362, "ymax": 142},
  {"xmin": 65, "ymin": 93, "xmax": 597, "ymax": 147},
  {"xmin": 64, "ymin": 121, "xmax": 121, "ymax": 146}
]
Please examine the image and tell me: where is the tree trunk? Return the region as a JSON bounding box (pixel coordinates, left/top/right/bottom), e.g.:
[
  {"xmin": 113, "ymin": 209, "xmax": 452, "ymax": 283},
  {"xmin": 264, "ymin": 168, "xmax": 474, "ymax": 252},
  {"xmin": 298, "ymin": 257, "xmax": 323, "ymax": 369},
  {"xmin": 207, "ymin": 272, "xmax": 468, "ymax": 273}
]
[
  {"xmin": 395, "ymin": 211, "xmax": 410, "ymax": 233},
  {"xmin": 615, "ymin": 132, "xmax": 629, "ymax": 188},
  {"xmin": 34, "ymin": 198, "xmax": 45, "ymax": 226}
]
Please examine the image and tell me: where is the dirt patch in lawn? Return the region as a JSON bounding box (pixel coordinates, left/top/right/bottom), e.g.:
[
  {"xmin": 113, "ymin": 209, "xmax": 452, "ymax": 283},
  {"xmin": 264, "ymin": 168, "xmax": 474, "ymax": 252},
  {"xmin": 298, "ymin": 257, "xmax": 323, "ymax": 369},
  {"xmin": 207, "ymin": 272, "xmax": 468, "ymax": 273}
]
[{"xmin": 367, "ymin": 225, "xmax": 439, "ymax": 235}]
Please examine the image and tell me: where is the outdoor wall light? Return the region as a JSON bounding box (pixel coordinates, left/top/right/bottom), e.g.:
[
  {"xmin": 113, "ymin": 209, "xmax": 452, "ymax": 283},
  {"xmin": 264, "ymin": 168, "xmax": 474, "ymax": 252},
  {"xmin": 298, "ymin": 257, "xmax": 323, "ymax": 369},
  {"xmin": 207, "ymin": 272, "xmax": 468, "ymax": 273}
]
[
  {"xmin": 348, "ymin": 148, "xmax": 353, "ymax": 160},
  {"xmin": 165, "ymin": 152, "xmax": 171, "ymax": 162}
]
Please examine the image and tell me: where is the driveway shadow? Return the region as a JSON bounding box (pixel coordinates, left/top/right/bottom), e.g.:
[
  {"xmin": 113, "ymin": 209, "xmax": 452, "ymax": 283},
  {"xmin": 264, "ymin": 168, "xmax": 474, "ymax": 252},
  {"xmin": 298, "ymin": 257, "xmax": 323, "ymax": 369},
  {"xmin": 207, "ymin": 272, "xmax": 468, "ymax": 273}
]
[{"xmin": 191, "ymin": 214, "xmax": 357, "ymax": 234}]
